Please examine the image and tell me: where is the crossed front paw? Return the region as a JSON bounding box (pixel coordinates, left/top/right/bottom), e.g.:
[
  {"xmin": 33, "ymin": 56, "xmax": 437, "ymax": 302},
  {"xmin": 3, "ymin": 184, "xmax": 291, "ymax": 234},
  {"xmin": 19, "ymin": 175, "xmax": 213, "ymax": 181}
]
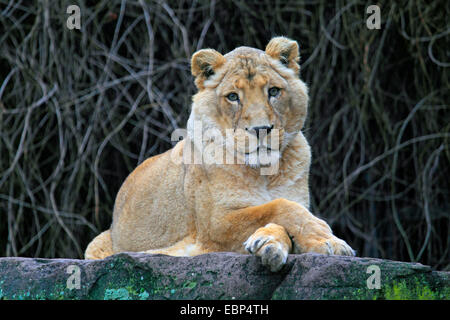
[{"xmin": 243, "ymin": 223, "xmax": 292, "ymax": 272}]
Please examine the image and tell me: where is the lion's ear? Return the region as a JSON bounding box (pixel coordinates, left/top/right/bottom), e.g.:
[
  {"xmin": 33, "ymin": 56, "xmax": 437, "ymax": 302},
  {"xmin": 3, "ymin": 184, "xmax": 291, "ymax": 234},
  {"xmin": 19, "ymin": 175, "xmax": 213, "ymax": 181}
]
[
  {"xmin": 191, "ymin": 49, "xmax": 225, "ymax": 89},
  {"xmin": 265, "ymin": 37, "xmax": 300, "ymax": 74}
]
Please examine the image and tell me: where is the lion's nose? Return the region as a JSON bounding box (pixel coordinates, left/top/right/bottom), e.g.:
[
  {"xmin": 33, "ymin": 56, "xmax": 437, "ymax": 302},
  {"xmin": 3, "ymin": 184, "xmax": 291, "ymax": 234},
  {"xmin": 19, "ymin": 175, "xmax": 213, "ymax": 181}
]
[{"xmin": 246, "ymin": 125, "xmax": 274, "ymax": 139}]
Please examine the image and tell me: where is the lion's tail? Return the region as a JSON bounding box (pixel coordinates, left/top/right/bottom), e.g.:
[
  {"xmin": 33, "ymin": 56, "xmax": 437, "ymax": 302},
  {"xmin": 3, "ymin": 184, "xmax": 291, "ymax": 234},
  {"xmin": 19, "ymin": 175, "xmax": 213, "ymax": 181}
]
[{"xmin": 84, "ymin": 229, "xmax": 114, "ymax": 260}]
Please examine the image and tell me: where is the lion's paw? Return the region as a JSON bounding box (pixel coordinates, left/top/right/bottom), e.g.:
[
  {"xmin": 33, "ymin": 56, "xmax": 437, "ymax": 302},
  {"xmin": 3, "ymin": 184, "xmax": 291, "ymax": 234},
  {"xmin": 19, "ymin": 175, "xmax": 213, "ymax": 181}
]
[
  {"xmin": 308, "ymin": 236, "xmax": 356, "ymax": 256},
  {"xmin": 244, "ymin": 224, "xmax": 291, "ymax": 272},
  {"xmin": 244, "ymin": 235, "xmax": 288, "ymax": 272}
]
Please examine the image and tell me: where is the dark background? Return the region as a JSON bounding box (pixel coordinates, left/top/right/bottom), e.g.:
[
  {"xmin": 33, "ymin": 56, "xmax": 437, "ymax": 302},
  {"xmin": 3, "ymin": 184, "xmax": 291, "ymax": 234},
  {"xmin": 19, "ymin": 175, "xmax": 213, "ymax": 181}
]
[{"xmin": 0, "ymin": 0, "xmax": 448, "ymax": 270}]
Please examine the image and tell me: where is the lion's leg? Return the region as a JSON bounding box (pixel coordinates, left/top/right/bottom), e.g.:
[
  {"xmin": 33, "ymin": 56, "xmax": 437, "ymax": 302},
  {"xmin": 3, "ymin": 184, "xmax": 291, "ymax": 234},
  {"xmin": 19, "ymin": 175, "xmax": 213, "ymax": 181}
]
[
  {"xmin": 212, "ymin": 198, "xmax": 354, "ymax": 270},
  {"xmin": 85, "ymin": 230, "xmax": 114, "ymax": 260},
  {"xmin": 141, "ymin": 236, "xmax": 209, "ymax": 257}
]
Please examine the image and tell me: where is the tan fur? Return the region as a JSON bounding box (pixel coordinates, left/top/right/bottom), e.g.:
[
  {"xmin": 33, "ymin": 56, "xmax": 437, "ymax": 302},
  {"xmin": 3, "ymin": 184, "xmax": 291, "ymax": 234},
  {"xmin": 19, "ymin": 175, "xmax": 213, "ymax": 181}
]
[
  {"xmin": 84, "ymin": 230, "xmax": 113, "ymax": 260},
  {"xmin": 85, "ymin": 37, "xmax": 355, "ymax": 271}
]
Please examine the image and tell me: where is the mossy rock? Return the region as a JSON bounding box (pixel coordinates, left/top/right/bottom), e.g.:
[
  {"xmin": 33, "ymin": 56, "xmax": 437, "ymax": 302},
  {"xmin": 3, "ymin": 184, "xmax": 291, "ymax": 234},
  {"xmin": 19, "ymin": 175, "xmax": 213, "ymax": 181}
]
[{"xmin": 0, "ymin": 252, "xmax": 448, "ymax": 300}]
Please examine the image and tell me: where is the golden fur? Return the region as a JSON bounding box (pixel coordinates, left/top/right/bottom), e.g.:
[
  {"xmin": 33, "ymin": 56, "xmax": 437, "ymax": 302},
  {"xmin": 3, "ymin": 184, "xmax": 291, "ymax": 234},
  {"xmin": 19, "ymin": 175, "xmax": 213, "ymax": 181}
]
[{"xmin": 85, "ymin": 37, "xmax": 355, "ymax": 272}]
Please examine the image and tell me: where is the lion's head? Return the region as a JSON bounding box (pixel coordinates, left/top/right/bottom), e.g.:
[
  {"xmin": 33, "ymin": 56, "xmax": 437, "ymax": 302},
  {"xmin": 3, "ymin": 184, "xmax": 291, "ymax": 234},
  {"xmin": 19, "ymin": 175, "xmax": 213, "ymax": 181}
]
[{"xmin": 187, "ymin": 37, "xmax": 308, "ymax": 168}]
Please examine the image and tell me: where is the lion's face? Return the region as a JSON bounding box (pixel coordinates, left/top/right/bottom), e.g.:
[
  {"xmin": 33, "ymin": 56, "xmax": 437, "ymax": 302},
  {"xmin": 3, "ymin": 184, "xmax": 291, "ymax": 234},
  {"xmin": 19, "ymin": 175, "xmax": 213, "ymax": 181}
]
[{"xmin": 187, "ymin": 37, "xmax": 308, "ymax": 167}]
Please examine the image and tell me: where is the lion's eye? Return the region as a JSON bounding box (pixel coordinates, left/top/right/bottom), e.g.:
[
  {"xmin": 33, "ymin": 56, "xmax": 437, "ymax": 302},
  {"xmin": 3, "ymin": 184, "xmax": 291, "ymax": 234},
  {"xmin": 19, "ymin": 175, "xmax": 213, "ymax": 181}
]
[
  {"xmin": 226, "ymin": 92, "xmax": 239, "ymax": 102},
  {"xmin": 268, "ymin": 87, "xmax": 280, "ymax": 97}
]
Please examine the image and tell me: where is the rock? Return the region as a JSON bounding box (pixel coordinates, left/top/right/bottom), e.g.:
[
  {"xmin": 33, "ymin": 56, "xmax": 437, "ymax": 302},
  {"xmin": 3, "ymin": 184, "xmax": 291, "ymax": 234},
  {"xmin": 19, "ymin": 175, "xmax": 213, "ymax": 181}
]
[{"xmin": 0, "ymin": 252, "xmax": 448, "ymax": 300}]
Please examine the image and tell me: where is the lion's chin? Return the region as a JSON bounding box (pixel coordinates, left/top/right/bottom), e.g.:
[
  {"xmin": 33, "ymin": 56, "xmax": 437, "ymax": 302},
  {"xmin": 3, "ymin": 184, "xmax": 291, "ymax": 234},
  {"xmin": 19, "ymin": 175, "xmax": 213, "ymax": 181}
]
[{"xmin": 244, "ymin": 148, "xmax": 281, "ymax": 168}]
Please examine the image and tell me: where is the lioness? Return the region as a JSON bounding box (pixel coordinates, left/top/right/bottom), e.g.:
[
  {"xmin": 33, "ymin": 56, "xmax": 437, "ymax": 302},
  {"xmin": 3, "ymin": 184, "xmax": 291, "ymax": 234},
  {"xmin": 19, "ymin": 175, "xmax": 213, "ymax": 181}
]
[{"xmin": 85, "ymin": 37, "xmax": 355, "ymax": 272}]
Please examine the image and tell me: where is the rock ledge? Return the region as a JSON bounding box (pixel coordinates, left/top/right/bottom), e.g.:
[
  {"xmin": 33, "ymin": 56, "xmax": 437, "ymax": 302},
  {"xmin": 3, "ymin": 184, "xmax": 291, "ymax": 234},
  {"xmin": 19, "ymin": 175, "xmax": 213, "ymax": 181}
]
[{"xmin": 0, "ymin": 252, "xmax": 448, "ymax": 300}]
